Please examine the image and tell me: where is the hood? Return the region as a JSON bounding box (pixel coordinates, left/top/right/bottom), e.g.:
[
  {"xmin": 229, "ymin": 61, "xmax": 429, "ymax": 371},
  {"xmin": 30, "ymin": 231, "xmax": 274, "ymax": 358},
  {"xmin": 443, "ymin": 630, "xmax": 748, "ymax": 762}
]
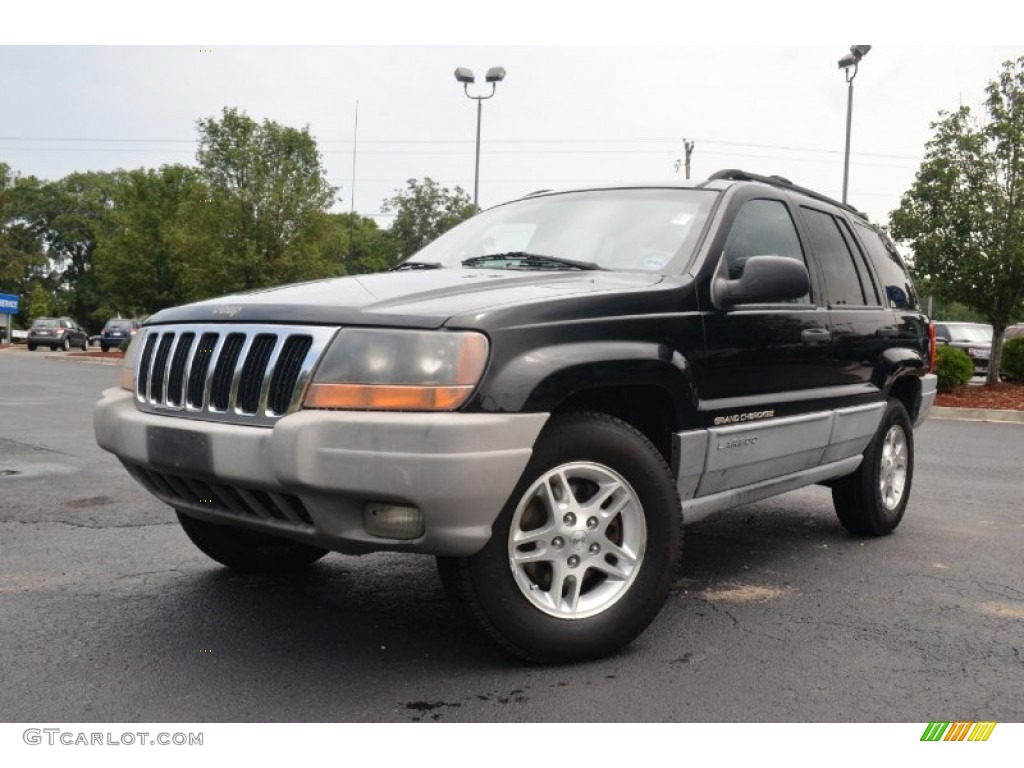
[{"xmin": 145, "ymin": 269, "xmax": 665, "ymax": 328}]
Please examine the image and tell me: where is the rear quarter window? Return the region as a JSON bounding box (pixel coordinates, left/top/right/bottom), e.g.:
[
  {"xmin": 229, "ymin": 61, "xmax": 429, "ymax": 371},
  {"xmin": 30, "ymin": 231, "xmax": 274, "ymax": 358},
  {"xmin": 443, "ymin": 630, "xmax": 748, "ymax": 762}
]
[{"xmin": 854, "ymin": 223, "xmax": 919, "ymax": 310}]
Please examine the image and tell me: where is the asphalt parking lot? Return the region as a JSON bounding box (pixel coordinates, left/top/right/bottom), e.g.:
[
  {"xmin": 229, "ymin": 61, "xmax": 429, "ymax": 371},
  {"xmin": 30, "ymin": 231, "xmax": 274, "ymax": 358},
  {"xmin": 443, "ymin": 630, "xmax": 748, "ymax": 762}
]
[{"xmin": 1, "ymin": 347, "xmax": 1023, "ymax": 722}]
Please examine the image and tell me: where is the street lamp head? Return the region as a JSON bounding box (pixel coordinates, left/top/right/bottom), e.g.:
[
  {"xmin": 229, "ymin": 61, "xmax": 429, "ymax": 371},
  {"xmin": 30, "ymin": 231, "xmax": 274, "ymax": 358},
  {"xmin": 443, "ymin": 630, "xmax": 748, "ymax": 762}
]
[
  {"xmin": 838, "ymin": 53, "xmax": 858, "ymax": 70},
  {"xmin": 454, "ymin": 67, "xmax": 475, "ymax": 84},
  {"xmin": 485, "ymin": 66, "xmax": 506, "ymax": 83},
  {"xmin": 839, "ymin": 45, "xmax": 871, "ymax": 69}
]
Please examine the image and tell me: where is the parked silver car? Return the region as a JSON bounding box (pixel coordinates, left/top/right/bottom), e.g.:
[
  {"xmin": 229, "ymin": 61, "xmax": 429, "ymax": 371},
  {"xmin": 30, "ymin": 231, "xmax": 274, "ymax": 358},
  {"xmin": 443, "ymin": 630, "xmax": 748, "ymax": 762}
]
[
  {"xmin": 27, "ymin": 316, "xmax": 88, "ymax": 352},
  {"xmin": 934, "ymin": 322, "xmax": 993, "ymax": 376}
]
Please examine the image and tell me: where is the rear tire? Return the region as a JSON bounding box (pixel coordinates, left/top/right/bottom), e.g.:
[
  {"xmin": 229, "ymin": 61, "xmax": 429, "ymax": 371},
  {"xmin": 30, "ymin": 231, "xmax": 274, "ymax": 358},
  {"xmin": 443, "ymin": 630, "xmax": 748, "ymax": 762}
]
[
  {"xmin": 61, "ymin": 337, "xmax": 70, "ymax": 352},
  {"xmin": 28, "ymin": 343, "xmax": 36, "ymax": 351},
  {"xmin": 438, "ymin": 411, "xmax": 682, "ymax": 663},
  {"xmin": 176, "ymin": 511, "xmax": 329, "ymax": 573},
  {"xmin": 100, "ymin": 344, "xmax": 109, "ymax": 352},
  {"xmin": 832, "ymin": 399, "xmax": 914, "ymax": 536}
]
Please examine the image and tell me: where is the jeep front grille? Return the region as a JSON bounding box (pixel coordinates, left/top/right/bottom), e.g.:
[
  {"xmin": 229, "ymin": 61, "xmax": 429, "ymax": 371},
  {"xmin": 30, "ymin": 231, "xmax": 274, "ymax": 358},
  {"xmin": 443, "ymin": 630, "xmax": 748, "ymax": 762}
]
[{"xmin": 134, "ymin": 323, "xmax": 337, "ymax": 426}]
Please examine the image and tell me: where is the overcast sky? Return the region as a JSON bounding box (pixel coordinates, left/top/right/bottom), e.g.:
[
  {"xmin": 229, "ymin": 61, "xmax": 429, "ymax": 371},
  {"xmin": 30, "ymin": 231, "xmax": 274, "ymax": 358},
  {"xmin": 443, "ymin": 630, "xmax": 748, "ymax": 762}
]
[{"xmin": 2, "ymin": 18, "xmax": 1022, "ymax": 227}]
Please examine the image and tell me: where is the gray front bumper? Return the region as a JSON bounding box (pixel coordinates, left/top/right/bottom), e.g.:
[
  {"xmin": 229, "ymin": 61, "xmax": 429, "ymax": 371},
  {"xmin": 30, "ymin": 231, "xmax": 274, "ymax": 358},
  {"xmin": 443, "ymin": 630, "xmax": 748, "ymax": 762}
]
[{"xmin": 95, "ymin": 388, "xmax": 548, "ymax": 556}]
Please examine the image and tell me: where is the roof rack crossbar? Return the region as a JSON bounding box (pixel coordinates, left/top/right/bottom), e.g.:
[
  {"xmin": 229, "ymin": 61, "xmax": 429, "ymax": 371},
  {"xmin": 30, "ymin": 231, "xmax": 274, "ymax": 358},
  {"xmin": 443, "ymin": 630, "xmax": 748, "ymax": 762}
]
[{"xmin": 707, "ymin": 168, "xmax": 865, "ymax": 219}]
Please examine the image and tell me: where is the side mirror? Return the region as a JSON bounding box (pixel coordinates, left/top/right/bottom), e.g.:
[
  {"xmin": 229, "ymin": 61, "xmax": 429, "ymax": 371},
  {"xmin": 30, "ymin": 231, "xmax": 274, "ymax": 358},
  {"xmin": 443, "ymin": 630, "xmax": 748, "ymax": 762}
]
[{"xmin": 713, "ymin": 255, "xmax": 810, "ymax": 309}]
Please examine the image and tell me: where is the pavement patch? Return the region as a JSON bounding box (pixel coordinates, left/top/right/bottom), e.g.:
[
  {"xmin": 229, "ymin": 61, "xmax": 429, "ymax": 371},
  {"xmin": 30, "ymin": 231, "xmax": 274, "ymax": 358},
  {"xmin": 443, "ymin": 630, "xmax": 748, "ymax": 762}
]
[{"xmin": 700, "ymin": 583, "xmax": 796, "ymax": 604}]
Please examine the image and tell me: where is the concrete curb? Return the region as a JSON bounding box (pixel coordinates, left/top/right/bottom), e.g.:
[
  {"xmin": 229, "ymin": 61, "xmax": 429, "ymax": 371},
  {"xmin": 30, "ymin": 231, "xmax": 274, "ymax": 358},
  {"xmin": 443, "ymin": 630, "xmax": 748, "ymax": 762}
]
[
  {"xmin": 931, "ymin": 406, "xmax": 1024, "ymax": 424},
  {"xmin": 43, "ymin": 356, "xmax": 122, "ymax": 366}
]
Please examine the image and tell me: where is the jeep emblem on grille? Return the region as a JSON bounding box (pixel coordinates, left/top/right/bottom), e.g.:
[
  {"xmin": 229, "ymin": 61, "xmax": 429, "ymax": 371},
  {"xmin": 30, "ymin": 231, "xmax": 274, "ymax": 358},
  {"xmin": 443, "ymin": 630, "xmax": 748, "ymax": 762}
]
[{"xmin": 212, "ymin": 305, "xmax": 242, "ymax": 318}]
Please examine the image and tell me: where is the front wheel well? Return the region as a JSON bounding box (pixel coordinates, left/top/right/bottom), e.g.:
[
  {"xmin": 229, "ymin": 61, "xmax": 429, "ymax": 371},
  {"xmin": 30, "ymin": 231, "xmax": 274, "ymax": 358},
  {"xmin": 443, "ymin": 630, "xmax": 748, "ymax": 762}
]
[{"xmin": 551, "ymin": 385, "xmax": 678, "ymax": 471}]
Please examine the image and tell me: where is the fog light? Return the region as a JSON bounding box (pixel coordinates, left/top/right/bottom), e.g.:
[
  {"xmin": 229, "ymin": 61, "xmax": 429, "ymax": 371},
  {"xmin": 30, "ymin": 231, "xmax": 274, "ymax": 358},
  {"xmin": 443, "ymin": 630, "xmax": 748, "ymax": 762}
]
[{"xmin": 364, "ymin": 503, "xmax": 424, "ymax": 540}]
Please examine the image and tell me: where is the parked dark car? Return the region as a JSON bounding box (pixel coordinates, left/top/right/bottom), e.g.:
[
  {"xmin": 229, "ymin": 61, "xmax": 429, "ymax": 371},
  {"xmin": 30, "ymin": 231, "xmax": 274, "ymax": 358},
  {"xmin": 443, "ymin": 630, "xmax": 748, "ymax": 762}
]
[
  {"xmin": 1004, "ymin": 324, "xmax": 1024, "ymax": 341},
  {"xmin": 100, "ymin": 318, "xmax": 141, "ymax": 352},
  {"xmin": 934, "ymin": 322, "xmax": 993, "ymax": 376},
  {"xmin": 95, "ymin": 169, "xmax": 936, "ymax": 663},
  {"xmin": 27, "ymin": 316, "xmax": 88, "ymax": 352}
]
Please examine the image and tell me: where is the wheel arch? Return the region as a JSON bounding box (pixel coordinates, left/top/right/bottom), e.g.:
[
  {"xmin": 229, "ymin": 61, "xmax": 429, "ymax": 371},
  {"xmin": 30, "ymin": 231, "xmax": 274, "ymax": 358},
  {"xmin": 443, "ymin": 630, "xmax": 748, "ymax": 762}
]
[
  {"xmin": 483, "ymin": 341, "xmax": 699, "ymax": 471},
  {"xmin": 885, "ymin": 372, "xmax": 925, "ymax": 424}
]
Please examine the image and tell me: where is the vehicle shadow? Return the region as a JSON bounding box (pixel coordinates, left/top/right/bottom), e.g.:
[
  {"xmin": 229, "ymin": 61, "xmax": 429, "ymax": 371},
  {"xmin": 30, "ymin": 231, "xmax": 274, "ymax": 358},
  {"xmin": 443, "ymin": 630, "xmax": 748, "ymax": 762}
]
[{"xmin": 74, "ymin": 487, "xmax": 885, "ymax": 720}]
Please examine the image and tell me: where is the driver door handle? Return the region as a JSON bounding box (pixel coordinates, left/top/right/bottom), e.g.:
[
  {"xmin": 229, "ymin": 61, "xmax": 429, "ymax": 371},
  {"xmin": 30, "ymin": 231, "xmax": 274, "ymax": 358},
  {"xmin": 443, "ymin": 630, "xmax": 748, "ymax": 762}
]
[{"xmin": 801, "ymin": 327, "xmax": 832, "ymax": 344}]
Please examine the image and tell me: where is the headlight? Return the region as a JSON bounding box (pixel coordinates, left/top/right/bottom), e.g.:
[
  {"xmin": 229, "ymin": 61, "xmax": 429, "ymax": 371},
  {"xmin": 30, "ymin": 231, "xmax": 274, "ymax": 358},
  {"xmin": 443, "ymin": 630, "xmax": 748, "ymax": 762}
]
[
  {"xmin": 303, "ymin": 329, "xmax": 489, "ymax": 411},
  {"xmin": 119, "ymin": 332, "xmax": 145, "ymax": 391}
]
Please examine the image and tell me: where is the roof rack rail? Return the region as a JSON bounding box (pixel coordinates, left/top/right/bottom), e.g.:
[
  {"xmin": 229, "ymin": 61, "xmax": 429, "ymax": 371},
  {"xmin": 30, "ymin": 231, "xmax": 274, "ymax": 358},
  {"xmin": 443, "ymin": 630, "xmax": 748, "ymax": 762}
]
[{"xmin": 706, "ymin": 169, "xmax": 865, "ymax": 218}]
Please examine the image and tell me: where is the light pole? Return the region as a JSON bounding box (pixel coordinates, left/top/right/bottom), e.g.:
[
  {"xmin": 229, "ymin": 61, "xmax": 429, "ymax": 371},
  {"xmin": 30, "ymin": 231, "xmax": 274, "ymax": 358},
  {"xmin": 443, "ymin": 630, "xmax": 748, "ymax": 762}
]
[
  {"xmin": 838, "ymin": 45, "xmax": 871, "ymax": 204},
  {"xmin": 454, "ymin": 66, "xmax": 506, "ymax": 208}
]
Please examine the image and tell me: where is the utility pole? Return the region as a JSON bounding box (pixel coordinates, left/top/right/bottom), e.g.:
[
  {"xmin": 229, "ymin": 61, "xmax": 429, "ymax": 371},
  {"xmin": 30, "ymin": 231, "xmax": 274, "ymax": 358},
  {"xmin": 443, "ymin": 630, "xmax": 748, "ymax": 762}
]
[
  {"xmin": 674, "ymin": 139, "xmax": 695, "ymax": 179},
  {"xmin": 350, "ymin": 100, "xmax": 359, "ymax": 215},
  {"xmin": 348, "ymin": 100, "xmax": 359, "ymax": 263}
]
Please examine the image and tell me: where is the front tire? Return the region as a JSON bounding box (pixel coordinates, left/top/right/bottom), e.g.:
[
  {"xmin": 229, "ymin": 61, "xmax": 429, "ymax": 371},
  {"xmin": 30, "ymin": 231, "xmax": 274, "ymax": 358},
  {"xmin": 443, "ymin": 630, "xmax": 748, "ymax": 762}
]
[
  {"xmin": 100, "ymin": 343, "xmax": 109, "ymax": 352},
  {"xmin": 438, "ymin": 411, "xmax": 682, "ymax": 663},
  {"xmin": 832, "ymin": 399, "xmax": 914, "ymax": 536},
  {"xmin": 176, "ymin": 511, "xmax": 329, "ymax": 573},
  {"xmin": 28, "ymin": 343, "xmax": 36, "ymax": 351}
]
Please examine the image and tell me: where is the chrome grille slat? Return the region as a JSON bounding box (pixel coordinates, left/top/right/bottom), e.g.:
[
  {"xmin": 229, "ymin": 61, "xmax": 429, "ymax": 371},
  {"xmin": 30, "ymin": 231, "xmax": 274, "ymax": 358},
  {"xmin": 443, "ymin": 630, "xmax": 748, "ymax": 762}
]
[
  {"xmin": 211, "ymin": 333, "xmax": 246, "ymax": 411},
  {"xmin": 269, "ymin": 336, "xmax": 313, "ymax": 415},
  {"xmin": 149, "ymin": 334, "xmax": 175, "ymax": 404},
  {"xmin": 197, "ymin": 333, "xmax": 228, "ymax": 410},
  {"xmin": 167, "ymin": 332, "xmax": 196, "ymax": 408},
  {"xmin": 186, "ymin": 332, "xmax": 220, "ymax": 409},
  {"xmin": 255, "ymin": 335, "xmax": 287, "ymax": 416},
  {"xmin": 133, "ymin": 323, "xmax": 338, "ymax": 427},
  {"xmin": 287, "ymin": 339, "xmax": 330, "ymax": 414},
  {"xmin": 236, "ymin": 333, "xmax": 277, "ymax": 414},
  {"xmin": 136, "ymin": 334, "xmax": 158, "ymax": 402}
]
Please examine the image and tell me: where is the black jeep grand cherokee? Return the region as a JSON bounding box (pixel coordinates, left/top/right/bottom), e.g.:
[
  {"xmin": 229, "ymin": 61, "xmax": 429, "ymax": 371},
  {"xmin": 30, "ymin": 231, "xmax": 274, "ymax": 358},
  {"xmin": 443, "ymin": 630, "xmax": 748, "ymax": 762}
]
[{"xmin": 95, "ymin": 170, "xmax": 937, "ymax": 663}]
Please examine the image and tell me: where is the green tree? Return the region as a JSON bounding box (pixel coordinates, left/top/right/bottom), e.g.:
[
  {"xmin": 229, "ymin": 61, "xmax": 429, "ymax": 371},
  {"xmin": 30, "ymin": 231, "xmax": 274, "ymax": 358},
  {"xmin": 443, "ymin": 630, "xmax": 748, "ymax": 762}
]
[
  {"xmin": 312, "ymin": 212, "xmax": 400, "ymax": 275},
  {"xmin": 19, "ymin": 171, "xmax": 118, "ymax": 330},
  {"xmin": 26, "ymin": 281, "xmax": 54, "ymax": 319},
  {"xmin": 0, "ymin": 163, "xmax": 50, "ymax": 327},
  {"xmin": 181, "ymin": 107, "xmax": 338, "ymax": 298},
  {"xmin": 891, "ymin": 57, "xmax": 1024, "ymax": 384},
  {"xmin": 94, "ymin": 165, "xmax": 205, "ymax": 317},
  {"xmin": 382, "ymin": 178, "xmax": 476, "ymax": 259}
]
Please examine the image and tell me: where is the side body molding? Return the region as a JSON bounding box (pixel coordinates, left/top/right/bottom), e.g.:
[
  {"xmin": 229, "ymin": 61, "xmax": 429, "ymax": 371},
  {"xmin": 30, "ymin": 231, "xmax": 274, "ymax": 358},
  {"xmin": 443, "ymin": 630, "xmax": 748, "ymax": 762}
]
[{"xmin": 673, "ymin": 402, "xmax": 886, "ymax": 524}]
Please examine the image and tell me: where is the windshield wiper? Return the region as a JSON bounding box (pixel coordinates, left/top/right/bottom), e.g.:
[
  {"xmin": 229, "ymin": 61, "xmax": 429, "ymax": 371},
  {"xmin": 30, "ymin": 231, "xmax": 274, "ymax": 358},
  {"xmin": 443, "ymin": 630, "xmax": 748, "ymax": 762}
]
[
  {"xmin": 392, "ymin": 261, "xmax": 443, "ymax": 271},
  {"xmin": 461, "ymin": 252, "xmax": 604, "ymax": 271}
]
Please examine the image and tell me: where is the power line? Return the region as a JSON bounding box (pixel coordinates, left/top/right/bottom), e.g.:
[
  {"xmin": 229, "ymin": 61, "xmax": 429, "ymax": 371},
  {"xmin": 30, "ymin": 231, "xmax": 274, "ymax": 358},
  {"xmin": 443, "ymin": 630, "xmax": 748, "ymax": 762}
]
[{"xmin": 0, "ymin": 135, "xmax": 924, "ymax": 161}]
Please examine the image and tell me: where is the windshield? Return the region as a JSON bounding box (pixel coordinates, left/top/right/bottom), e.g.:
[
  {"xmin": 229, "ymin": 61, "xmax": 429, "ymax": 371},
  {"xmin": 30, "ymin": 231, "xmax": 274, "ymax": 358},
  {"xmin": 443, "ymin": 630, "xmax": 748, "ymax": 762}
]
[
  {"xmin": 31, "ymin": 318, "xmax": 58, "ymax": 328},
  {"xmin": 946, "ymin": 324, "xmax": 993, "ymax": 343},
  {"xmin": 406, "ymin": 188, "xmax": 717, "ymax": 272}
]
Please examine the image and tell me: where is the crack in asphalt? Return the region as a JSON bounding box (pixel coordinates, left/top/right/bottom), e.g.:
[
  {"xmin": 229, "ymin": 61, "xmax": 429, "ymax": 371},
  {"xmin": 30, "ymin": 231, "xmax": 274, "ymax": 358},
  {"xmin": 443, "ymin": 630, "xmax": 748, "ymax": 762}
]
[
  {"xmin": 914, "ymin": 572, "xmax": 1024, "ymax": 601},
  {"xmin": 0, "ymin": 519, "xmax": 176, "ymax": 530},
  {"xmin": 692, "ymin": 595, "xmax": 740, "ymax": 627},
  {"xmin": 0, "ymin": 436, "xmax": 81, "ymax": 459}
]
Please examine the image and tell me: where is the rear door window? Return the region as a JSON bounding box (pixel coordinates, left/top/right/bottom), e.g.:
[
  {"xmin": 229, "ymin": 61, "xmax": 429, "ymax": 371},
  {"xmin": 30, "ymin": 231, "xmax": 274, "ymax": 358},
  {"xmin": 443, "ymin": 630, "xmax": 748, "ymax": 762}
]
[
  {"xmin": 801, "ymin": 207, "xmax": 872, "ymax": 307},
  {"xmin": 854, "ymin": 223, "xmax": 919, "ymax": 309}
]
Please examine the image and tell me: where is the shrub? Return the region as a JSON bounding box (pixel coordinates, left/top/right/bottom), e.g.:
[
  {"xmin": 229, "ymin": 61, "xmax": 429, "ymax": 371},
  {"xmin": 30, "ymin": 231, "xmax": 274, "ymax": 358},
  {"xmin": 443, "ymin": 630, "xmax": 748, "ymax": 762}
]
[
  {"xmin": 1001, "ymin": 336, "xmax": 1024, "ymax": 381},
  {"xmin": 935, "ymin": 345, "xmax": 974, "ymax": 391}
]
